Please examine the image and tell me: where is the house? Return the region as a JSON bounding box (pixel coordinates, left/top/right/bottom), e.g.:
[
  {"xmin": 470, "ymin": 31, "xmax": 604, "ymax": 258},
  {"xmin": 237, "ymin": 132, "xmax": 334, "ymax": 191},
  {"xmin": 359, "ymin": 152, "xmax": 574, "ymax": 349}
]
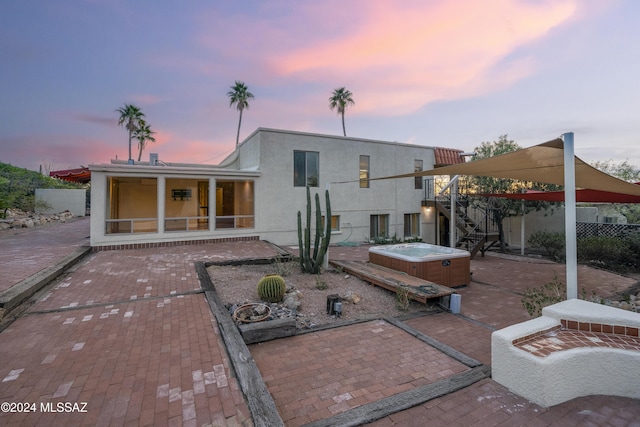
[{"xmin": 89, "ymin": 128, "xmax": 464, "ymax": 250}]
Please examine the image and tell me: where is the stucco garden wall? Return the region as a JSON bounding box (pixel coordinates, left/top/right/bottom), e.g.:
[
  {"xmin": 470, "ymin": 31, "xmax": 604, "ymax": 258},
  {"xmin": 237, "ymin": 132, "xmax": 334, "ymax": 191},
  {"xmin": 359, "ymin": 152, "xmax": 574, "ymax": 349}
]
[
  {"xmin": 35, "ymin": 188, "xmax": 86, "ymax": 217},
  {"xmin": 503, "ymin": 206, "xmax": 597, "ymax": 248},
  {"xmin": 492, "ymin": 299, "xmax": 640, "ymax": 407}
]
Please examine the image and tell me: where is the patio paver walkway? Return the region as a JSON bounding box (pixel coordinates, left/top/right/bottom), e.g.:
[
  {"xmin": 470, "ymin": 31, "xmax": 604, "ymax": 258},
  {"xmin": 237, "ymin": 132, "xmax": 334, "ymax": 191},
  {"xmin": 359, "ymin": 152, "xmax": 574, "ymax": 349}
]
[{"xmin": 1, "ymin": 220, "xmax": 639, "ymax": 426}]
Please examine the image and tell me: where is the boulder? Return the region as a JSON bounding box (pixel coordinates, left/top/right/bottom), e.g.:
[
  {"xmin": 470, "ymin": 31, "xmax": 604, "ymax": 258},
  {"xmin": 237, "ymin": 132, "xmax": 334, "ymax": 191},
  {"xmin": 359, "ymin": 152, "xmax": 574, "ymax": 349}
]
[{"xmin": 283, "ymin": 290, "xmax": 302, "ymax": 311}]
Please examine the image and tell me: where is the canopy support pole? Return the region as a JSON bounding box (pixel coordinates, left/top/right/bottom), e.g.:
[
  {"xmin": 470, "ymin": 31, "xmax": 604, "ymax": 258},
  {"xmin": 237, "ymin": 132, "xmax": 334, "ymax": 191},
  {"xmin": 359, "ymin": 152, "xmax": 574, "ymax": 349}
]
[
  {"xmin": 563, "ymin": 132, "xmax": 578, "ymax": 299},
  {"xmin": 450, "ymin": 178, "xmax": 457, "ymax": 248},
  {"xmin": 520, "ymin": 193, "xmax": 525, "ymax": 256}
]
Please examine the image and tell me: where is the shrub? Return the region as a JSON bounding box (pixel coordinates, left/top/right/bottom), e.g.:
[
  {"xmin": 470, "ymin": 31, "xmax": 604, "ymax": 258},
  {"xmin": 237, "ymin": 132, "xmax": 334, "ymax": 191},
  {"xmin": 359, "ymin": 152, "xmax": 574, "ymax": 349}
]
[
  {"xmin": 577, "ymin": 236, "xmax": 635, "ymax": 273},
  {"xmin": 404, "ymin": 236, "xmax": 424, "ymax": 243},
  {"xmin": 396, "ymin": 286, "xmax": 410, "ymax": 311},
  {"xmin": 528, "ymin": 231, "xmax": 565, "ymax": 261},
  {"xmin": 372, "ymin": 234, "xmax": 402, "ymax": 245},
  {"xmin": 271, "ymin": 256, "xmax": 294, "ymax": 277},
  {"xmin": 315, "ymin": 275, "xmax": 328, "ymax": 290},
  {"xmin": 622, "ymin": 233, "xmax": 640, "ymax": 270},
  {"xmin": 521, "ymin": 275, "xmax": 565, "ymax": 318}
]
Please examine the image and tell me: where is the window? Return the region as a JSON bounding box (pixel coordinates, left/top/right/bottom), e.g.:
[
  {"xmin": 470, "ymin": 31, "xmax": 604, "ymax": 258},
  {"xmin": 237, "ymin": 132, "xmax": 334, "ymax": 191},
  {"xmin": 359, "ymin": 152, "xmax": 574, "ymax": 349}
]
[
  {"xmin": 370, "ymin": 214, "xmax": 389, "ymax": 240},
  {"xmin": 404, "ymin": 213, "xmax": 420, "ymax": 238},
  {"xmin": 359, "ymin": 155, "xmax": 370, "ymax": 188},
  {"xmin": 414, "ymin": 160, "xmax": 423, "ymax": 190},
  {"xmin": 106, "ymin": 177, "xmax": 158, "ymax": 234},
  {"xmin": 165, "ymin": 179, "xmax": 209, "ymax": 232},
  {"xmin": 215, "ymin": 180, "xmax": 255, "ymax": 229},
  {"xmin": 294, "ymin": 151, "xmax": 319, "ymax": 187},
  {"xmin": 322, "ymin": 215, "xmax": 341, "ymax": 232}
]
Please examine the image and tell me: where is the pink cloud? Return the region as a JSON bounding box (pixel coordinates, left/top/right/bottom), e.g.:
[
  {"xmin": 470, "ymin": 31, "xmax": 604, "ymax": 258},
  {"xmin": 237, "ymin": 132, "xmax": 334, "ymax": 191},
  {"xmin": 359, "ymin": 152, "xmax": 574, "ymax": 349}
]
[
  {"xmin": 0, "ymin": 134, "xmax": 121, "ymax": 171},
  {"xmin": 140, "ymin": 128, "xmax": 234, "ymax": 165},
  {"xmin": 268, "ymin": 0, "xmax": 581, "ymax": 115}
]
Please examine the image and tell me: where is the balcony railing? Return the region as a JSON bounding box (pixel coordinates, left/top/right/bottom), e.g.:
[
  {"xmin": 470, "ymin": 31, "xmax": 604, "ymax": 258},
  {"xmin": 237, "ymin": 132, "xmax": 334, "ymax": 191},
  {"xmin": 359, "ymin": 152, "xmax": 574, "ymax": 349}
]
[{"xmin": 106, "ymin": 218, "xmax": 158, "ymax": 234}]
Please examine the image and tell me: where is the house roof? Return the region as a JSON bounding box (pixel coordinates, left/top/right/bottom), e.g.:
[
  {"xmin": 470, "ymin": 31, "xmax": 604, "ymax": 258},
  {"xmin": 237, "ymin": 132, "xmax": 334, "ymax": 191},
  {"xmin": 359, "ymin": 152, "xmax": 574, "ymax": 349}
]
[
  {"xmin": 434, "ymin": 148, "xmax": 465, "ymax": 167},
  {"xmin": 374, "ymin": 138, "xmax": 640, "ymax": 197},
  {"xmin": 50, "ymin": 167, "xmax": 91, "ymax": 184}
]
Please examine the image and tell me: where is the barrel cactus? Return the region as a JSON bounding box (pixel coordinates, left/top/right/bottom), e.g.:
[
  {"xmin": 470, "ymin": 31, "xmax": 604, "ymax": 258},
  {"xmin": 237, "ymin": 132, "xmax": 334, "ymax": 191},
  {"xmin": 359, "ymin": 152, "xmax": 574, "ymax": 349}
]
[{"xmin": 257, "ymin": 274, "xmax": 286, "ymax": 303}]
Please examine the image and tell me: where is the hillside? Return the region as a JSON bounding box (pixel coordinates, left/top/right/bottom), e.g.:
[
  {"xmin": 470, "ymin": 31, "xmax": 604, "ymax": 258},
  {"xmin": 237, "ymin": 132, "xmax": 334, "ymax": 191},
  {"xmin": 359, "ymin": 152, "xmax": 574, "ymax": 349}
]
[{"xmin": 0, "ymin": 162, "xmax": 86, "ymax": 216}]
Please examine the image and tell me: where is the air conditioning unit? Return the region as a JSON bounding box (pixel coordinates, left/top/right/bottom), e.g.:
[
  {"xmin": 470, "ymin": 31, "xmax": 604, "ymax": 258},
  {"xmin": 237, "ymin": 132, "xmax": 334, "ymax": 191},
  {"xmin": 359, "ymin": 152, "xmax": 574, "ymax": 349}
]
[{"xmin": 149, "ymin": 153, "xmax": 159, "ymax": 166}]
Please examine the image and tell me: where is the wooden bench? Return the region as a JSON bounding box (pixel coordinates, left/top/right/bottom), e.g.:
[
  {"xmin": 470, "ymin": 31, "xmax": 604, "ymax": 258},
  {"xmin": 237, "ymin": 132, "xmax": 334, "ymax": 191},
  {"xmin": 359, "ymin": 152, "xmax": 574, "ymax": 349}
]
[{"xmin": 330, "ymin": 260, "xmax": 456, "ymax": 305}]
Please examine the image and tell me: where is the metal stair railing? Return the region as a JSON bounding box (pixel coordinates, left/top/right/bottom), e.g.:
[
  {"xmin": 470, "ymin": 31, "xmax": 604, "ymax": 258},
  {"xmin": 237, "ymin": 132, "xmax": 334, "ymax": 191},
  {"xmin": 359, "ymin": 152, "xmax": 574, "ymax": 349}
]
[{"xmin": 434, "ymin": 177, "xmax": 500, "ymax": 256}]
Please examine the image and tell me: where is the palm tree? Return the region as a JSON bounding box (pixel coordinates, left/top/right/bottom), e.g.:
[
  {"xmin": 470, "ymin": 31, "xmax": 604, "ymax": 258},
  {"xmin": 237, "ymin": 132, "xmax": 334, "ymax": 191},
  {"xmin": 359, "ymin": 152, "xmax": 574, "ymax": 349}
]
[
  {"xmin": 133, "ymin": 119, "xmax": 157, "ymax": 162},
  {"xmin": 116, "ymin": 104, "xmax": 145, "ymax": 163},
  {"xmin": 227, "ymin": 81, "xmax": 254, "ymax": 148},
  {"xmin": 329, "ymin": 87, "xmax": 355, "ymax": 136}
]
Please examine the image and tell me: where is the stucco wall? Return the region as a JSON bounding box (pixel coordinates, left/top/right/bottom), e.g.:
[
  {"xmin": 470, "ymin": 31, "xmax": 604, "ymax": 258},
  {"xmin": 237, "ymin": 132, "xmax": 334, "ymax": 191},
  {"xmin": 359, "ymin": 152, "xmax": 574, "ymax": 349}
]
[
  {"xmin": 89, "ymin": 129, "xmax": 441, "ymax": 247},
  {"xmin": 246, "ymin": 129, "xmax": 436, "ymax": 246},
  {"xmin": 504, "ymin": 206, "xmax": 598, "ymax": 248},
  {"xmin": 35, "ymin": 188, "xmax": 86, "ymax": 217},
  {"xmin": 492, "ymin": 300, "xmax": 640, "ymax": 407}
]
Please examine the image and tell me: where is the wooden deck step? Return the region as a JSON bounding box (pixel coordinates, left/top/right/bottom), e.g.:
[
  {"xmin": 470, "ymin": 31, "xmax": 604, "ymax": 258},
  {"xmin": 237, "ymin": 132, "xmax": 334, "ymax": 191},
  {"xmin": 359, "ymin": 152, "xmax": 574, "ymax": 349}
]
[{"xmin": 330, "ymin": 260, "xmax": 456, "ymax": 305}]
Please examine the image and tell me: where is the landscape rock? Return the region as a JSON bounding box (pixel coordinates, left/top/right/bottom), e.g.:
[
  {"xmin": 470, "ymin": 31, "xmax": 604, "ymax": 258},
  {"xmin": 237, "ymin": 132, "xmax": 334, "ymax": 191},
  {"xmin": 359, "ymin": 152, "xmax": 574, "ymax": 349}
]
[
  {"xmin": 0, "ymin": 209, "xmax": 76, "ymax": 232},
  {"xmin": 283, "ymin": 290, "xmax": 302, "ymax": 311},
  {"xmin": 341, "ymin": 291, "xmax": 362, "ymax": 304}
]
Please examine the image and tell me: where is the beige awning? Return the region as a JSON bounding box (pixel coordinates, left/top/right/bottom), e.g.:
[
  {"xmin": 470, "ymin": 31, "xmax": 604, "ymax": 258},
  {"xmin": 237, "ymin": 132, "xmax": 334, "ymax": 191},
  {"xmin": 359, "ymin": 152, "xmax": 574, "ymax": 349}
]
[{"xmin": 375, "ymin": 138, "xmax": 640, "ymax": 197}]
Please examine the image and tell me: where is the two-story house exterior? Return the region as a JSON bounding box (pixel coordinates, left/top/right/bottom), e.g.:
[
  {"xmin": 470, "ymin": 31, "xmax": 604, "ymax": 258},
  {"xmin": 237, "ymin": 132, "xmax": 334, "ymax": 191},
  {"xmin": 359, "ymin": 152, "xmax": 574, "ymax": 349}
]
[{"xmin": 89, "ymin": 128, "xmax": 463, "ymax": 249}]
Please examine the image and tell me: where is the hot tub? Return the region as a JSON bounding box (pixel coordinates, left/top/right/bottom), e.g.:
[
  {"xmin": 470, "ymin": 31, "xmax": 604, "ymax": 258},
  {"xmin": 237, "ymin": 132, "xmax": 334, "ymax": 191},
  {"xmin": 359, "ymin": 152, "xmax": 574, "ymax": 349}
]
[{"xmin": 369, "ymin": 243, "xmax": 471, "ymax": 287}]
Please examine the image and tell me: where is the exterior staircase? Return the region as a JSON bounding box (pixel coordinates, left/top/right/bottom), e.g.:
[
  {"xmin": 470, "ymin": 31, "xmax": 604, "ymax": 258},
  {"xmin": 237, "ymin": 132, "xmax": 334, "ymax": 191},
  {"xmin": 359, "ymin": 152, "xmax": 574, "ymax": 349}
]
[
  {"xmin": 435, "ymin": 197, "xmax": 499, "ymax": 258},
  {"xmin": 423, "ymin": 176, "xmax": 499, "ymax": 258}
]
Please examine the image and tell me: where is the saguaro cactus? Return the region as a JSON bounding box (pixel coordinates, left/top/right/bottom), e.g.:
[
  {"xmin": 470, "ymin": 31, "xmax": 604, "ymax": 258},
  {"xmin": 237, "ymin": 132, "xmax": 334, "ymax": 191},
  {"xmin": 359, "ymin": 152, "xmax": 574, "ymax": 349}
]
[{"xmin": 297, "ymin": 186, "xmax": 332, "ymax": 274}]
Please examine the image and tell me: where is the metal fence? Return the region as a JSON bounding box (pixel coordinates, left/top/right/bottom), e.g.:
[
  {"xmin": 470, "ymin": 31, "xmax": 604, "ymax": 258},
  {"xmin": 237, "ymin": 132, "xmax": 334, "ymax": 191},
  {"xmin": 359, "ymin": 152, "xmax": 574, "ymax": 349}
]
[{"xmin": 577, "ymin": 222, "xmax": 640, "ymax": 238}]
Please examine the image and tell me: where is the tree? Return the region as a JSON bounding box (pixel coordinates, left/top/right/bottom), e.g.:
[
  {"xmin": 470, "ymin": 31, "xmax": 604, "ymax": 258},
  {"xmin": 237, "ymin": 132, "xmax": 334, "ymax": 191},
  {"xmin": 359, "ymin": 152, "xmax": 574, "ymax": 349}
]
[
  {"xmin": 465, "ymin": 135, "xmax": 561, "ymax": 251},
  {"xmin": 133, "ymin": 120, "xmax": 157, "ymax": 162},
  {"xmin": 0, "ymin": 162, "xmax": 83, "ymax": 217},
  {"xmin": 591, "ymin": 159, "xmax": 640, "ymax": 183},
  {"xmin": 329, "ymin": 87, "xmax": 355, "ymax": 136},
  {"xmin": 116, "ymin": 104, "xmax": 145, "ymax": 163},
  {"xmin": 591, "ymin": 159, "xmax": 640, "ymax": 224},
  {"xmin": 227, "ymin": 81, "xmax": 254, "ymax": 148}
]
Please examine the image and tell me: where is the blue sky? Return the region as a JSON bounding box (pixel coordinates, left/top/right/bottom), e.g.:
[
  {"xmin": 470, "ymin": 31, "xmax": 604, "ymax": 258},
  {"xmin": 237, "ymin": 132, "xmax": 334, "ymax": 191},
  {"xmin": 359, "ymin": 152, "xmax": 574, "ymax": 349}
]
[{"xmin": 1, "ymin": 0, "xmax": 639, "ymax": 173}]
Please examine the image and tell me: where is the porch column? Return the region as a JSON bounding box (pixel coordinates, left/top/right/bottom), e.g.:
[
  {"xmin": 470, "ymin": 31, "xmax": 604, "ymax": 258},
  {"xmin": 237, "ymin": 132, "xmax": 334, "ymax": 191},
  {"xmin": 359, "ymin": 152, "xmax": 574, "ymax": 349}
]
[
  {"xmin": 158, "ymin": 176, "xmax": 165, "ymax": 234},
  {"xmin": 209, "ymin": 178, "xmax": 216, "ymax": 231}
]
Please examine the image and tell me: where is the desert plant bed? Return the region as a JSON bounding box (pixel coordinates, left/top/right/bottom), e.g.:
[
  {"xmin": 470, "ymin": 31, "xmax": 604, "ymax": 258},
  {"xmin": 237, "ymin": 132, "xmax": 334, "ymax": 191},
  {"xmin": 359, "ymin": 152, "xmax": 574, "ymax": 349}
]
[{"xmin": 207, "ymin": 261, "xmax": 436, "ymax": 329}]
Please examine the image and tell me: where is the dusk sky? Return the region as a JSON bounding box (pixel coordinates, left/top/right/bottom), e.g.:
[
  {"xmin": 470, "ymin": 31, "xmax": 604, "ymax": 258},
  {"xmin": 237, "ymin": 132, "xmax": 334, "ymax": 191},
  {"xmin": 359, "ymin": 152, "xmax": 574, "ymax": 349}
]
[{"xmin": 2, "ymin": 1, "xmax": 639, "ymax": 173}]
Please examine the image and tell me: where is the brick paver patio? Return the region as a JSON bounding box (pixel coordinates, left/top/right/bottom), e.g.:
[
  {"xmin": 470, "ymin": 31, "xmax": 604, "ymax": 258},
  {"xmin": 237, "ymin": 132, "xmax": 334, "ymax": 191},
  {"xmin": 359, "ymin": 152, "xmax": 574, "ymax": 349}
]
[
  {"xmin": 250, "ymin": 319, "xmax": 470, "ymax": 426},
  {"xmin": 0, "ymin": 218, "xmax": 90, "ymax": 293},
  {"xmin": 1, "ymin": 219, "xmax": 639, "ymax": 426}
]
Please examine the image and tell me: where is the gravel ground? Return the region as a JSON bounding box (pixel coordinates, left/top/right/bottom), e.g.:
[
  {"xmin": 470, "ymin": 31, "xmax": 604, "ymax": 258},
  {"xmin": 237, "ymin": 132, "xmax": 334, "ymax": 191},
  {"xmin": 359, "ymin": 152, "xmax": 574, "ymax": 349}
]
[{"xmin": 207, "ymin": 261, "xmax": 437, "ymax": 328}]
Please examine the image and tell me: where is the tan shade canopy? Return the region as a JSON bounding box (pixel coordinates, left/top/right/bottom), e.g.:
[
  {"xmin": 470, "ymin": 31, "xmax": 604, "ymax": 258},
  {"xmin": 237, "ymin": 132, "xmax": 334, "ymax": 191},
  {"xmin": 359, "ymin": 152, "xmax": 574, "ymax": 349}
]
[{"xmin": 376, "ymin": 138, "xmax": 640, "ymax": 197}]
